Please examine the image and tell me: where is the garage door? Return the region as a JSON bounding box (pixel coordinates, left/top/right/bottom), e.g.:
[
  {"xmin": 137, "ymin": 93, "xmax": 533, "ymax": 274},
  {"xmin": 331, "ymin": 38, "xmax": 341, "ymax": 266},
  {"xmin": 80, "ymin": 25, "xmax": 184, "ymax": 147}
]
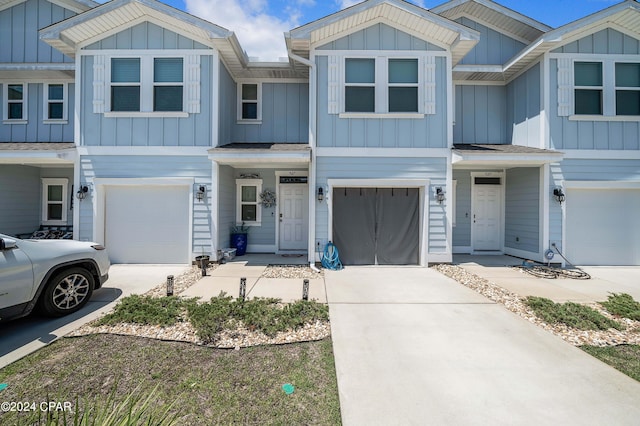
[
  {"xmin": 332, "ymin": 187, "xmax": 419, "ymax": 265},
  {"xmin": 566, "ymin": 188, "xmax": 640, "ymax": 265},
  {"xmin": 105, "ymin": 185, "xmax": 190, "ymax": 263}
]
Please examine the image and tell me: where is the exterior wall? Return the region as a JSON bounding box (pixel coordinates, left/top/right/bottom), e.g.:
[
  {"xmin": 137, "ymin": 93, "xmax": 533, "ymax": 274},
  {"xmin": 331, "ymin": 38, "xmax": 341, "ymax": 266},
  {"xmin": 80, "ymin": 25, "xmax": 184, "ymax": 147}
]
[
  {"xmin": 506, "ymin": 62, "xmax": 541, "ymax": 148},
  {"xmin": 504, "ymin": 167, "xmax": 539, "ymax": 253},
  {"xmin": 0, "ymin": 83, "xmax": 75, "ymax": 143},
  {"xmin": 0, "ymin": 165, "xmax": 41, "ymax": 235},
  {"xmin": 552, "ymin": 28, "xmax": 640, "ymax": 54},
  {"xmin": 315, "ymin": 156, "xmax": 448, "ymax": 255},
  {"xmin": 230, "ymin": 168, "xmax": 277, "ymax": 247},
  {"xmin": 218, "ymin": 63, "xmax": 235, "ymax": 146},
  {"xmin": 77, "ymin": 155, "xmax": 212, "ymax": 254},
  {"xmin": 315, "ymin": 55, "xmax": 448, "ymax": 148},
  {"xmin": 452, "ymin": 169, "xmax": 471, "ymax": 247},
  {"xmin": 0, "ymin": 0, "xmax": 75, "ymax": 63},
  {"xmin": 84, "ymin": 22, "xmax": 210, "ymax": 50},
  {"xmin": 455, "ymin": 17, "xmax": 526, "ymax": 65},
  {"xmin": 217, "ymin": 165, "xmax": 235, "ymax": 248},
  {"xmin": 316, "ymin": 23, "xmax": 444, "ymax": 51},
  {"xmin": 453, "ymin": 85, "xmax": 507, "ymax": 144}
]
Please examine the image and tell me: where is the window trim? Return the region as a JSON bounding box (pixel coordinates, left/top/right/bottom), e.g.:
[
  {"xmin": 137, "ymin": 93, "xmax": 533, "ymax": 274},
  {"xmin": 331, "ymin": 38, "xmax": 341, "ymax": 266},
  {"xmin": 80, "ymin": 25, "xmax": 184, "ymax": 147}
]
[
  {"xmin": 237, "ymin": 81, "xmax": 262, "ymax": 123},
  {"xmin": 235, "ymin": 179, "xmax": 262, "ymax": 226},
  {"xmin": 43, "ymin": 82, "xmax": 68, "ymax": 124},
  {"xmin": 41, "ymin": 178, "xmax": 69, "ymax": 226},
  {"xmin": 105, "ymin": 54, "xmax": 186, "ymax": 116},
  {"xmin": 2, "ymin": 82, "xmax": 28, "ymax": 124}
]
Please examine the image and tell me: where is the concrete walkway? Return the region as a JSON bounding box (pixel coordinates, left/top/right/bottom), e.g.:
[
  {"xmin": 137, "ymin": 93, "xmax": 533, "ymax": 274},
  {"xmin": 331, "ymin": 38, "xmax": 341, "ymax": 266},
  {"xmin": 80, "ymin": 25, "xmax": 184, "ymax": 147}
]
[{"xmin": 326, "ymin": 266, "xmax": 640, "ymax": 425}]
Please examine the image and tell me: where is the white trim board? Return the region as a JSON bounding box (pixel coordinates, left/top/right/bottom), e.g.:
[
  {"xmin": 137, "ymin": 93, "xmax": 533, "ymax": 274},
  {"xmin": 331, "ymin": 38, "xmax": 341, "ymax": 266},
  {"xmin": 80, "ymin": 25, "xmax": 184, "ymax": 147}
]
[
  {"xmin": 315, "ymin": 148, "xmax": 450, "ymax": 157},
  {"xmin": 561, "ymin": 150, "xmax": 640, "ymax": 160}
]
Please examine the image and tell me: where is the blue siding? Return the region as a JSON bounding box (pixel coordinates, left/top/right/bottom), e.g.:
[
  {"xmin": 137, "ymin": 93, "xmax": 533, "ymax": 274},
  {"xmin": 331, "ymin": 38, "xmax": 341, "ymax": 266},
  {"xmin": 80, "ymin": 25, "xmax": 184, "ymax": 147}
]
[
  {"xmin": 552, "ymin": 28, "xmax": 640, "ymax": 54},
  {"xmin": 0, "ymin": 83, "xmax": 75, "ymax": 143},
  {"xmin": 316, "ymin": 56, "xmax": 448, "ymax": 148},
  {"xmin": 456, "ymin": 17, "xmax": 525, "ymax": 64},
  {"xmin": 0, "ymin": 0, "xmax": 75, "ymax": 63},
  {"xmin": 232, "ymin": 83, "xmax": 309, "ymax": 143},
  {"xmin": 84, "ymin": 22, "xmax": 210, "ymax": 50},
  {"xmin": 505, "ymin": 167, "xmax": 540, "ymax": 253},
  {"xmin": 218, "ymin": 63, "xmax": 235, "ymax": 146},
  {"xmin": 315, "ymin": 156, "xmax": 448, "ymax": 254},
  {"xmin": 0, "ymin": 165, "xmax": 41, "ymax": 235},
  {"xmin": 506, "ymin": 63, "xmax": 541, "ymax": 148},
  {"xmin": 79, "ymin": 56, "xmax": 213, "ymax": 147},
  {"xmin": 317, "ymin": 23, "xmax": 444, "ymax": 51},
  {"xmin": 452, "ymin": 170, "xmax": 471, "ymax": 247},
  {"xmin": 454, "ymin": 85, "xmax": 507, "ymax": 144},
  {"xmin": 217, "ymin": 165, "xmax": 235, "ymax": 248}
]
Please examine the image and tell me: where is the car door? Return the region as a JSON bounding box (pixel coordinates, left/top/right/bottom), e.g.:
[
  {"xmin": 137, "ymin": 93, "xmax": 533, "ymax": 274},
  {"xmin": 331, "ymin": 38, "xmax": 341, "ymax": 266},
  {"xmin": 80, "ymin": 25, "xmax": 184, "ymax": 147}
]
[{"xmin": 0, "ymin": 239, "xmax": 34, "ymax": 310}]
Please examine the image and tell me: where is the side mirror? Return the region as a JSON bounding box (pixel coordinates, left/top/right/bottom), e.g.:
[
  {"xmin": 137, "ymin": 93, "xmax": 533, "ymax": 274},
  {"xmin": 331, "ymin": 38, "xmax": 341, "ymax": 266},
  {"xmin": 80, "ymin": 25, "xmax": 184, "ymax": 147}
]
[{"xmin": 0, "ymin": 238, "xmax": 17, "ymax": 251}]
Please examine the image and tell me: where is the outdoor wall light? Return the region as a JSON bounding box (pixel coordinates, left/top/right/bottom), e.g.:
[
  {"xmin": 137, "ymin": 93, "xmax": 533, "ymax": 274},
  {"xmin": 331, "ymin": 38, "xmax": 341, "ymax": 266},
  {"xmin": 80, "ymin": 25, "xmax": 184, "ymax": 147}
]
[
  {"xmin": 553, "ymin": 187, "xmax": 565, "ymax": 204},
  {"xmin": 76, "ymin": 185, "xmax": 89, "ymax": 200},
  {"xmin": 317, "ymin": 187, "xmax": 324, "ymax": 202},
  {"xmin": 435, "ymin": 187, "xmax": 445, "ymax": 204},
  {"xmin": 196, "ymin": 185, "xmax": 206, "ymax": 202}
]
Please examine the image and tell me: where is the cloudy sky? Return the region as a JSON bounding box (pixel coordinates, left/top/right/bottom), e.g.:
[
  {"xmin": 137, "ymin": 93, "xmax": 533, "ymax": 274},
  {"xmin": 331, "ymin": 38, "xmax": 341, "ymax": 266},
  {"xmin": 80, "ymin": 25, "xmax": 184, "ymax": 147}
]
[{"xmin": 155, "ymin": 0, "xmax": 621, "ymax": 61}]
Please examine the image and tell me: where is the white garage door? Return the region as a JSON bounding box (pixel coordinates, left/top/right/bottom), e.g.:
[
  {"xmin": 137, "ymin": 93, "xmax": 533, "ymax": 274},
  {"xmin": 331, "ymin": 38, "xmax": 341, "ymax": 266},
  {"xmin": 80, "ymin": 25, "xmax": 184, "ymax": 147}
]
[
  {"xmin": 566, "ymin": 188, "xmax": 640, "ymax": 265},
  {"xmin": 105, "ymin": 185, "xmax": 190, "ymax": 264}
]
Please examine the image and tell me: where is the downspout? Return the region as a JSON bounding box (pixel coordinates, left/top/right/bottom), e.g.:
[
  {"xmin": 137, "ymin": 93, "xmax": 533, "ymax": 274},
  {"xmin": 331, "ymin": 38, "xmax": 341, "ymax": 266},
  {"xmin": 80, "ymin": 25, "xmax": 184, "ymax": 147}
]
[{"xmin": 288, "ymin": 49, "xmax": 319, "ymax": 272}]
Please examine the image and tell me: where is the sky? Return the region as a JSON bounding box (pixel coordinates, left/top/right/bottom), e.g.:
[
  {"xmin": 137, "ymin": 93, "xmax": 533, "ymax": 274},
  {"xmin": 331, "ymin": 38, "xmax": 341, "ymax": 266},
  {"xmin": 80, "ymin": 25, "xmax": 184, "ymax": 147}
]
[{"xmin": 156, "ymin": 0, "xmax": 624, "ymax": 61}]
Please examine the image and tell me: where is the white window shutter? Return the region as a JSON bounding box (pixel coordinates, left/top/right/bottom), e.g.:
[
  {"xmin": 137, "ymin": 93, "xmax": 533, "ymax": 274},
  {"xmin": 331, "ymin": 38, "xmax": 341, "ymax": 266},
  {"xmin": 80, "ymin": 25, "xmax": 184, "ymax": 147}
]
[
  {"xmin": 557, "ymin": 57, "xmax": 573, "ymax": 117},
  {"xmin": 327, "ymin": 55, "xmax": 339, "ymax": 114},
  {"xmin": 92, "ymin": 55, "xmax": 105, "ymax": 114},
  {"xmin": 185, "ymin": 54, "xmax": 201, "ymax": 114},
  {"xmin": 424, "ymin": 56, "xmax": 436, "ymax": 115}
]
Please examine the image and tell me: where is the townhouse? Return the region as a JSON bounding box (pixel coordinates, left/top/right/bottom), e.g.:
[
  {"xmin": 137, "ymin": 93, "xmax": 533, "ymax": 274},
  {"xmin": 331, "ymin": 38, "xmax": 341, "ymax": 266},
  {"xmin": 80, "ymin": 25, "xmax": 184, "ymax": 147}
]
[{"xmin": 1, "ymin": 0, "xmax": 639, "ymax": 266}]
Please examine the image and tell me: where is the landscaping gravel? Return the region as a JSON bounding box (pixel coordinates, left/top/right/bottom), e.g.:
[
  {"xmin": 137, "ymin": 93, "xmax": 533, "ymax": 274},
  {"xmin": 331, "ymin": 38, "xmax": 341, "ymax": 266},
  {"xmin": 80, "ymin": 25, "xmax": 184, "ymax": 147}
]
[{"xmin": 261, "ymin": 264, "xmax": 324, "ymax": 279}]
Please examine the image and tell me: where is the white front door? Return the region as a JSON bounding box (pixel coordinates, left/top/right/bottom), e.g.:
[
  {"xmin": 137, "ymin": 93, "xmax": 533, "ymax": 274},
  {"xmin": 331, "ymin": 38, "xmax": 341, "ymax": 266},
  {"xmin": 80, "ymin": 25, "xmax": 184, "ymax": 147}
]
[
  {"xmin": 279, "ymin": 184, "xmax": 308, "ymax": 250},
  {"xmin": 473, "ymin": 184, "xmax": 502, "ymax": 251}
]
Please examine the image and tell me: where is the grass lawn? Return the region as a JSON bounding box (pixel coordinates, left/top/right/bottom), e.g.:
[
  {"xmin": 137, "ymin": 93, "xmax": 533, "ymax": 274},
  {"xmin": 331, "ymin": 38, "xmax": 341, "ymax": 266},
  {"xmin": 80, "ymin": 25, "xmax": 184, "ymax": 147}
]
[
  {"xmin": 0, "ymin": 334, "xmax": 341, "ymax": 425},
  {"xmin": 580, "ymin": 345, "xmax": 640, "ymax": 382}
]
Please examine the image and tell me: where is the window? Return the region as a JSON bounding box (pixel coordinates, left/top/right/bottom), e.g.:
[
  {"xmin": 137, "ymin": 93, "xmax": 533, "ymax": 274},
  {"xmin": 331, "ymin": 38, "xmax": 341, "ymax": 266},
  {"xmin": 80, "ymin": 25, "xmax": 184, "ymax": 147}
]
[
  {"xmin": 236, "ymin": 179, "xmax": 262, "ymax": 225},
  {"xmin": 44, "ymin": 83, "xmax": 67, "ymax": 122},
  {"xmin": 3, "ymin": 83, "xmax": 27, "ymax": 122},
  {"xmin": 42, "ymin": 178, "xmax": 68, "ymax": 225},
  {"xmin": 111, "ymin": 58, "xmax": 141, "ymax": 112},
  {"xmin": 154, "ymin": 58, "xmax": 183, "ymax": 112},
  {"xmin": 615, "ymin": 63, "xmax": 640, "ymax": 116},
  {"xmin": 574, "ymin": 62, "xmax": 603, "ymax": 115},
  {"xmin": 342, "ymin": 57, "xmax": 421, "ymax": 114},
  {"xmin": 237, "ymin": 83, "xmax": 261, "ymax": 121}
]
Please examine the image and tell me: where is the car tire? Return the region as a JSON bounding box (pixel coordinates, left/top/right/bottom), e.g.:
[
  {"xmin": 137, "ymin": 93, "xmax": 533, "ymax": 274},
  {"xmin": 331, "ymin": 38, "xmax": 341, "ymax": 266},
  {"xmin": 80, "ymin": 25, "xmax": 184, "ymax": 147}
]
[{"xmin": 39, "ymin": 267, "xmax": 95, "ymax": 317}]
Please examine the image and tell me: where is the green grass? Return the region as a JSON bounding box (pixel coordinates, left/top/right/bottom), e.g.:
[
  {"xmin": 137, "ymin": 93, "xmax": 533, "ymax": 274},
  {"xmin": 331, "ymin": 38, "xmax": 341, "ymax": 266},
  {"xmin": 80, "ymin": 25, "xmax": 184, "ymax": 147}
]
[
  {"xmin": 95, "ymin": 295, "xmax": 197, "ymax": 327},
  {"xmin": 581, "ymin": 345, "xmax": 640, "ymax": 382},
  {"xmin": 0, "ymin": 334, "xmax": 341, "ymax": 425},
  {"xmin": 600, "ymin": 293, "xmax": 640, "ymax": 321},
  {"xmin": 525, "ymin": 296, "xmax": 624, "ymax": 331}
]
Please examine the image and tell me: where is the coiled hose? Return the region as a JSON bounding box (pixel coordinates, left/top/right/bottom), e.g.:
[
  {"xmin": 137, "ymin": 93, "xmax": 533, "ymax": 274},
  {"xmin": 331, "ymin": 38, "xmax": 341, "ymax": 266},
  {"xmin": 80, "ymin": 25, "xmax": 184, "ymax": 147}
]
[{"xmin": 321, "ymin": 241, "xmax": 343, "ymax": 271}]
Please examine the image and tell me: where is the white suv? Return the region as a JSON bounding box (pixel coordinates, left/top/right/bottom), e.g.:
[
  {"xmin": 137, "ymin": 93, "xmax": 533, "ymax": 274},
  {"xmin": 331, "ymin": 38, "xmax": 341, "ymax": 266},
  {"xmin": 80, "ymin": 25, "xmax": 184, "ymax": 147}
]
[{"xmin": 0, "ymin": 234, "xmax": 110, "ymax": 321}]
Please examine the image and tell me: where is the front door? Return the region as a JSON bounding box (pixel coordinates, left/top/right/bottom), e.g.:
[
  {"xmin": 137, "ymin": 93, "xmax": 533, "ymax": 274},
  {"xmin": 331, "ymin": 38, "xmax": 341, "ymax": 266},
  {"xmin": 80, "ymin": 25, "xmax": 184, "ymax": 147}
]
[
  {"xmin": 279, "ymin": 183, "xmax": 308, "ymax": 250},
  {"xmin": 472, "ymin": 179, "xmax": 502, "ymax": 251}
]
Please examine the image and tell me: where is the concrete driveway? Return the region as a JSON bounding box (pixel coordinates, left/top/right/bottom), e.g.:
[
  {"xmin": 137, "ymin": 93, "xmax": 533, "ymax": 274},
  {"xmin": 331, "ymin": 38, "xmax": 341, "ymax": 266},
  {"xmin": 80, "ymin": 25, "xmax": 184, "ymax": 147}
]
[
  {"xmin": 0, "ymin": 264, "xmax": 189, "ymax": 369},
  {"xmin": 326, "ymin": 266, "xmax": 640, "ymax": 425}
]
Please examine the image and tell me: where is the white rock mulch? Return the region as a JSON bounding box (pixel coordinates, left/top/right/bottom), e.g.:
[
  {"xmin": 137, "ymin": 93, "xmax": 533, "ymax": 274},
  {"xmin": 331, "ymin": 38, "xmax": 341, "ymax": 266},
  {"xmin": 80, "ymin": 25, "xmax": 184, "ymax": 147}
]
[
  {"xmin": 261, "ymin": 264, "xmax": 324, "ymax": 279},
  {"xmin": 432, "ymin": 264, "xmax": 640, "ymax": 347}
]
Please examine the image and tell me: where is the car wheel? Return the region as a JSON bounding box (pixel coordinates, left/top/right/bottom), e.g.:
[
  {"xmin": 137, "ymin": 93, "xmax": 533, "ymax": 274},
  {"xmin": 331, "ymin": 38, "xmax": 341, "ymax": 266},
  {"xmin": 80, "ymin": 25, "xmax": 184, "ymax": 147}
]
[{"xmin": 40, "ymin": 267, "xmax": 95, "ymax": 317}]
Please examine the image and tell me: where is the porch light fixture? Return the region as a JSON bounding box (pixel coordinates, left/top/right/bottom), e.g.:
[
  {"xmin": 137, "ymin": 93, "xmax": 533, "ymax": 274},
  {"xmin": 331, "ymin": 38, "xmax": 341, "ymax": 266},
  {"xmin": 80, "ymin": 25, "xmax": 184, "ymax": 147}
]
[
  {"xmin": 76, "ymin": 185, "xmax": 89, "ymax": 200},
  {"xmin": 196, "ymin": 185, "xmax": 206, "ymax": 202},
  {"xmin": 317, "ymin": 187, "xmax": 324, "ymax": 202},
  {"xmin": 553, "ymin": 187, "xmax": 565, "ymax": 204},
  {"xmin": 435, "ymin": 187, "xmax": 445, "ymax": 204}
]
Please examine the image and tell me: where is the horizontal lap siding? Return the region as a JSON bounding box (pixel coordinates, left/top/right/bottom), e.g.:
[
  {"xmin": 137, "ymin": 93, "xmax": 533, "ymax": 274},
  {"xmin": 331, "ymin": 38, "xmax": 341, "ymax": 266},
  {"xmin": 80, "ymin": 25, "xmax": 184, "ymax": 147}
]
[
  {"xmin": 505, "ymin": 168, "xmax": 540, "ymax": 253},
  {"xmin": 78, "ymin": 156, "xmax": 212, "ymax": 254},
  {"xmin": 316, "ymin": 156, "xmax": 448, "ymax": 254}
]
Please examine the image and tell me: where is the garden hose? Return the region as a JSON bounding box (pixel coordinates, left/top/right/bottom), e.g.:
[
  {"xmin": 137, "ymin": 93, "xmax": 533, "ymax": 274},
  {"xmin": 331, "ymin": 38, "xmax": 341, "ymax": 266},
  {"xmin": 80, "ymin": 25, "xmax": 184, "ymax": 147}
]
[{"xmin": 321, "ymin": 242, "xmax": 343, "ymax": 271}]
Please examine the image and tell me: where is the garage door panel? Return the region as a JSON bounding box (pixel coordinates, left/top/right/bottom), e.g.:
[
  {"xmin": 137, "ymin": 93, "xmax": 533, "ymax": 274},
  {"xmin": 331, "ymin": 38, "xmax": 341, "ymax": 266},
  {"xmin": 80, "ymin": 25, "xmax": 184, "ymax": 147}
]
[
  {"xmin": 566, "ymin": 188, "xmax": 640, "ymax": 266},
  {"xmin": 333, "ymin": 188, "xmax": 376, "ymax": 265},
  {"xmin": 376, "ymin": 188, "xmax": 419, "ymax": 265},
  {"xmin": 105, "ymin": 185, "xmax": 190, "ymax": 264}
]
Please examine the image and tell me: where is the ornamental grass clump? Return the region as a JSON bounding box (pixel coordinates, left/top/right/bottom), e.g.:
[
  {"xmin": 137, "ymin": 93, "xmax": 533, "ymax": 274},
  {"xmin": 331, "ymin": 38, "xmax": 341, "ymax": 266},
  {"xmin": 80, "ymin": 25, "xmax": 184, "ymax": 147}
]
[{"xmin": 525, "ymin": 296, "xmax": 624, "ymax": 331}]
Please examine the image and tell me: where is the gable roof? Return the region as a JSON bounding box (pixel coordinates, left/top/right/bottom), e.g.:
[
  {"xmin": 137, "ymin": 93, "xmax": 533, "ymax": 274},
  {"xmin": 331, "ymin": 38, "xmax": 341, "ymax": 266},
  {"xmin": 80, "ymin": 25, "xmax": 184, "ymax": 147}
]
[
  {"xmin": 431, "ymin": 0, "xmax": 551, "ymax": 44},
  {"xmin": 0, "ymin": 0, "xmax": 97, "ymax": 14},
  {"xmin": 286, "ymin": 0, "xmax": 480, "ymax": 66}
]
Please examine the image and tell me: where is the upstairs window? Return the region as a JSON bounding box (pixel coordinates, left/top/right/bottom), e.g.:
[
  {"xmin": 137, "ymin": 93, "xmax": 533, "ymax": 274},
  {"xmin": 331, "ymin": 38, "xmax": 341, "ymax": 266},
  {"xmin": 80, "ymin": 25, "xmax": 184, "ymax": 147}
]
[
  {"xmin": 345, "ymin": 58, "xmax": 375, "ymax": 113},
  {"xmin": 111, "ymin": 58, "xmax": 141, "ymax": 112},
  {"xmin": 237, "ymin": 83, "xmax": 261, "ymax": 121},
  {"xmin": 3, "ymin": 83, "xmax": 26, "ymax": 122},
  {"xmin": 154, "ymin": 58, "xmax": 183, "ymax": 112},
  {"xmin": 574, "ymin": 62, "xmax": 603, "ymax": 115},
  {"xmin": 44, "ymin": 83, "xmax": 67, "ymax": 122},
  {"xmin": 615, "ymin": 63, "xmax": 640, "ymax": 116},
  {"xmin": 388, "ymin": 59, "xmax": 418, "ymax": 113}
]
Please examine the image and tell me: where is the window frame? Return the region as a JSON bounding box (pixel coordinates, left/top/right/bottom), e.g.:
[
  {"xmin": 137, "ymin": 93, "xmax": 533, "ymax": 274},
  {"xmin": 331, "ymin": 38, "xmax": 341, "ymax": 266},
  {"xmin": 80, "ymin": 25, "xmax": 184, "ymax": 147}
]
[
  {"xmin": 235, "ymin": 179, "xmax": 262, "ymax": 226},
  {"xmin": 614, "ymin": 62, "xmax": 640, "ymax": 116},
  {"xmin": 41, "ymin": 178, "xmax": 69, "ymax": 225},
  {"xmin": 43, "ymin": 82, "xmax": 68, "ymax": 123},
  {"xmin": 3, "ymin": 82, "xmax": 28, "ymax": 123},
  {"xmin": 237, "ymin": 82, "xmax": 262, "ymax": 123},
  {"xmin": 573, "ymin": 61, "xmax": 603, "ymax": 116},
  {"xmin": 105, "ymin": 55, "xmax": 187, "ymax": 117}
]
